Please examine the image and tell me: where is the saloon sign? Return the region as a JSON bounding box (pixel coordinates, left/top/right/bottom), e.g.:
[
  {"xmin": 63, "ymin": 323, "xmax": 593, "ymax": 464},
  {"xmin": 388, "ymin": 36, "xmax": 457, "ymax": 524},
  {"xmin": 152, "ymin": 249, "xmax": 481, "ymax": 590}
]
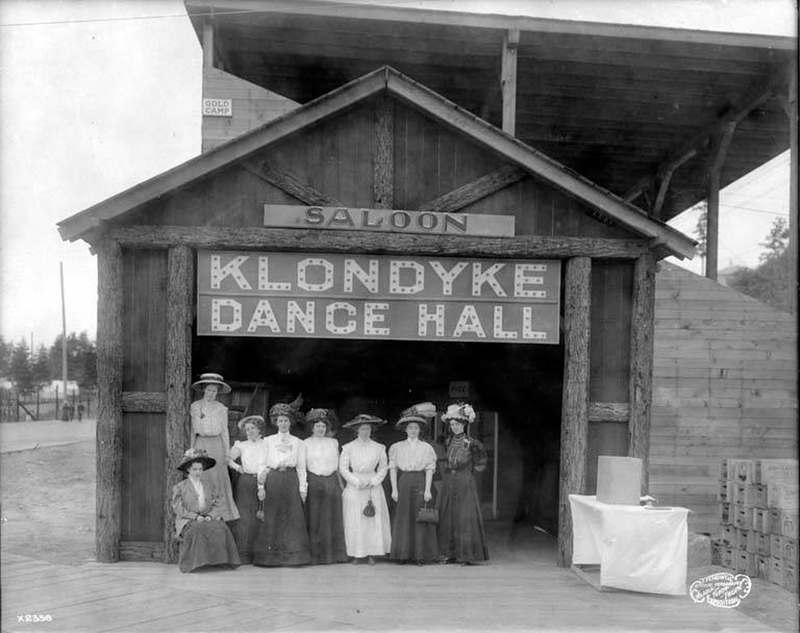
[{"xmin": 197, "ymin": 251, "xmax": 560, "ymax": 344}]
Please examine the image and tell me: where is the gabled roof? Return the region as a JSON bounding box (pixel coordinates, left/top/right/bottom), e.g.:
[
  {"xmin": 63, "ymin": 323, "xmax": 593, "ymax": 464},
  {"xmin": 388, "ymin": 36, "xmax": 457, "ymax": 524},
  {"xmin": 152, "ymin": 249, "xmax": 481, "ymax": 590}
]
[{"xmin": 58, "ymin": 66, "xmax": 695, "ymax": 259}]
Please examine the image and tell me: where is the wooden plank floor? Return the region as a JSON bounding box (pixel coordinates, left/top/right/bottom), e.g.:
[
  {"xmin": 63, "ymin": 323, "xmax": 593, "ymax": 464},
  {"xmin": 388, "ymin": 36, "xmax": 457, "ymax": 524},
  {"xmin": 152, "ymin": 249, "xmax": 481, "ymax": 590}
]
[{"xmin": 1, "ymin": 531, "xmax": 790, "ymax": 633}]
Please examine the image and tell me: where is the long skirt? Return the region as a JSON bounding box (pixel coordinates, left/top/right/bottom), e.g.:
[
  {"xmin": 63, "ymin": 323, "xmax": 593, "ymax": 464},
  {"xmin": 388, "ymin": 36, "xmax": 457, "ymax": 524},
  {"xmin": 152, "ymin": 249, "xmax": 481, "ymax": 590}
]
[
  {"xmin": 252, "ymin": 469, "xmax": 311, "ymax": 566},
  {"xmin": 341, "ymin": 472, "xmax": 391, "ymax": 558},
  {"xmin": 390, "ymin": 471, "xmax": 438, "ymax": 562},
  {"xmin": 437, "ymin": 469, "xmax": 489, "ymax": 562},
  {"xmin": 178, "ymin": 519, "xmax": 240, "ymax": 573},
  {"xmin": 230, "ymin": 472, "xmax": 261, "ymax": 564},
  {"xmin": 194, "ymin": 434, "xmax": 239, "ymax": 521},
  {"xmin": 305, "ymin": 472, "xmax": 348, "ymax": 564}
]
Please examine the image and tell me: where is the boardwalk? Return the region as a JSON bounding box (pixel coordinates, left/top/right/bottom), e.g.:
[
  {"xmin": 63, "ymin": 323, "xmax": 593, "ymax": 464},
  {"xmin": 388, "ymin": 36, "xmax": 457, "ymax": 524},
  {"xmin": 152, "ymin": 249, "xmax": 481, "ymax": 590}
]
[{"xmin": 1, "ymin": 528, "xmax": 790, "ymax": 633}]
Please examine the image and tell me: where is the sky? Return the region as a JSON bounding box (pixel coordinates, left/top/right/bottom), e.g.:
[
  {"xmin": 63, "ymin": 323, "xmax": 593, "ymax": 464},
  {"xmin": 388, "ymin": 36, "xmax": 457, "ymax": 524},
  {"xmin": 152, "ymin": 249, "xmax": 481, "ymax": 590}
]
[{"xmin": 0, "ymin": 0, "xmax": 795, "ymax": 347}]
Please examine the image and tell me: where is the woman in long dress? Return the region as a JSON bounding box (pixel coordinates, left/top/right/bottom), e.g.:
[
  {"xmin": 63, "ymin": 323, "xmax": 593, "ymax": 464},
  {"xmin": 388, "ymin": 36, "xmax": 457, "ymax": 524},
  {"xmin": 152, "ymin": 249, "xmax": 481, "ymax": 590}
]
[
  {"xmin": 437, "ymin": 402, "xmax": 489, "ymax": 565},
  {"xmin": 253, "ymin": 397, "xmax": 311, "ymax": 566},
  {"xmin": 388, "ymin": 403, "xmax": 438, "ymax": 565},
  {"xmin": 190, "ymin": 373, "xmax": 239, "ymax": 521},
  {"xmin": 227, "ymin": 415, "xmax": 268, "ymax": 564},
  {"xmin": 339, "ymin": 414, "xmax": 391, "ymax": 565},
  {"xmin": 303, "ymin": 408, "xmax": 348, "ymax": 564},
  {"xmin": 172, "ymin": 448, "xmax": 240, "ymax": 573}
]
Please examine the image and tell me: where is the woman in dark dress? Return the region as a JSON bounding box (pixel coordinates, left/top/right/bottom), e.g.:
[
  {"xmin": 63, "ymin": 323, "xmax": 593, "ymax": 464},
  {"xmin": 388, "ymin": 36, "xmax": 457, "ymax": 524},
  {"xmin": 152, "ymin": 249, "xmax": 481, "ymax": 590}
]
[
  {"xmin": 388, "ymin": 402, "xmax": 438, "ymax": 565},
  {"xmin": 303, "ymin": 408, "xmax": 348, "ymax": 564},
  {"xmin": 227, "ymin": 415, "xmax": 269, "ymax": 564},
  {"xmin": 253, "ymin": 397, "xmax": 311, "ymax": 567},
  {"xmin": 172, "ymin": 448, "xmax": 240, "ymax": 573},
  {"xmin": 438, "ymin": 402, "xmax": 489, "ymax": 565}
]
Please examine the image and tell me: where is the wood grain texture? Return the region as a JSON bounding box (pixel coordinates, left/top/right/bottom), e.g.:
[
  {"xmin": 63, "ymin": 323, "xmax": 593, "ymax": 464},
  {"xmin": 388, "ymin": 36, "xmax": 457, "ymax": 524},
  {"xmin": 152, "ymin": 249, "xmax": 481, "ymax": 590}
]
[
  {"xmin": 373, "ymin": 96, "xmax": 394, "ymax": 208},
  {"xmin": 164, "ymin": 244, "xmax": 194, "ymax": 563},
  {"xmin": 588, "ymin": 401, "xmax": 630, "ymax": 423},
  {"xmin": 95, "ymin": 240, "xmax": 124, "ymax": 562},
  {"xmin": 557, "ymin": 256, "xmax": 591, "ymax": 567},
  {"xmin": 628, "ymin": 253, "xmax": 656, "ymax": 495},
  {"xmin": 106, "ymin": 225, "xmax": 649, "ymax": 258},
  {"xmin": 121, "ymin": 392, "xmax": 167, "ymax": 413},
  {"xmin": 242, "ymin": 161, "xmax": 344, "ymax": 206},
  {"xmin": 417, "ymin": 165, "xmax": 527, "ymax": 213}
]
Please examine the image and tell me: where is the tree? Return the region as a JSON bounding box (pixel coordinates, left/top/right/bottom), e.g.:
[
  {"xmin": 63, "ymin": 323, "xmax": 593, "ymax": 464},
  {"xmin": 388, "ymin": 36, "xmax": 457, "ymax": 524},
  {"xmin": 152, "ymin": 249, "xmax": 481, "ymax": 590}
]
[
  {"xmin": 0, "ymin": 336, "xmax": 11, "ymax": 379},
  {"xmin": 9, "ymin": 340, "xmax": 33, "ymax": 391},
  {"xmin": 31, "ymin": 344, "xmax": 52, "ymax": 390},
  {"xmin": 727, "ymin": 217, "xmax": 791, "ymax": 313},
  {"xmin": 693, "ymin": 202, "xmax": 708, "ymax": 259},
  {"xmin": 48, "ymin": 331, "xmax": 97, "ymax": 390}
]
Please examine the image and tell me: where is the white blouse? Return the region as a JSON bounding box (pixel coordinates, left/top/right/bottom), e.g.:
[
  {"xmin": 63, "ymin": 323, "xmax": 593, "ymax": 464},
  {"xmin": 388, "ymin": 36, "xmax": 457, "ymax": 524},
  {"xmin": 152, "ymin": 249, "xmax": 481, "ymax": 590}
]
[
  {"xmin": 304, "ymin": 436, "xmax": 340, "ymax": 476},
  {"xmin": 339, "ymin": 439, "xmax": 388, "ymax": 486},
  {"xmin": 230, "ymin": 439, "xmax": 268, "ymax": 475},
  {"xmin": 260, "ymin": 432, "xmax": 307, "ymax": 494},
  {"xmin": 189, "ymin": 476, "xmax": 205, "ymax": 509},
  {"xmin": 388, "ymin": 438, "xmax": 436, "ymax": 473}
]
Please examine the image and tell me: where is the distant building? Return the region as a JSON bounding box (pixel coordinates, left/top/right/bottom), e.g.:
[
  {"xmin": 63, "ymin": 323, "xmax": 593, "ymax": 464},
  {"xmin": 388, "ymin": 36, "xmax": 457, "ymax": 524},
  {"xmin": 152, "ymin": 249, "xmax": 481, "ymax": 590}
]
[{"xmin": 39, "ymin": 380, "xmax": 80, "ymax": 398}]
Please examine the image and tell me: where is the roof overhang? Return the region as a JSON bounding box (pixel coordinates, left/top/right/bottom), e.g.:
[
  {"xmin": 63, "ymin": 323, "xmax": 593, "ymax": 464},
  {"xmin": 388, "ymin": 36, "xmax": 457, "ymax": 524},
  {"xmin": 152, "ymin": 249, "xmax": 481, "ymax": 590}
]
[{"xmin": 58, "ymin": 66, "xmax": 695, "ymax": 259}]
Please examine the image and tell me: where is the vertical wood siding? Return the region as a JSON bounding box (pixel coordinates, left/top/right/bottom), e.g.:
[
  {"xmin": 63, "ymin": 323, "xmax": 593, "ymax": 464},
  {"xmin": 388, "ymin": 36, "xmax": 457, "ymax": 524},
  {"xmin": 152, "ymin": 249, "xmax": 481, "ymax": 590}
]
[
  {"xmin": 651, "ymin": 263, "xmax": 798, "ymax": 534},
  {"xmin": 121, "ymin": 413, "xmax": 166, "ymax": 541}
]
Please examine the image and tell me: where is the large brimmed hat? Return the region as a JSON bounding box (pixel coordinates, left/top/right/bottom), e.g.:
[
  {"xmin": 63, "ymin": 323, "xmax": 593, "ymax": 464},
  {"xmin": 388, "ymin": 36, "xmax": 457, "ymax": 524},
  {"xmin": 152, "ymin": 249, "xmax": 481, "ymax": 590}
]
[
  {"xmin": 442, "ymin": 402, "xmax": 476, "ymax": 424},
  {"xmin": 395, "ymin": 402, "xmax": 436, "ymax": 430},
  {"xmin": 191, "ymin": 372, "xmax": 231, "ymax": 394},
  {"xmin": 305, "ymin": 408, "xmax": 339, "ymax": 431},
  {"xmin": 269, "ymin": 394, "xmax": 303, "ymax": 424},
  {"xmin": 177, "ymin": 447, "xmax": 216, "ymax": 472},
  {"xmin": 237, "ymin": 415, "xmax": 265, "ymax": 432},
  {"xmin": 342, "ymin": 413, "xmax": 386, "ymax": 429}
]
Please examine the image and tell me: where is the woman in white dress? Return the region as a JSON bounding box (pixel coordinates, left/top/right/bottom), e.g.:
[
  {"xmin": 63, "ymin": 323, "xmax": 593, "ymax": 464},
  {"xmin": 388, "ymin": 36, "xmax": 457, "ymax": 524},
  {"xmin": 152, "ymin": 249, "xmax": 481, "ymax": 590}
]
[
  {"xmin": 339, "ymin": 414, "xmax": 391, "ymax": 565},
  {"xmin": 227, "ymin": 414, "xmax": 269, "ymax": 564},
  {"xmin": 189, "ymin": 373, "xmax": 239, "ymax": 521}
]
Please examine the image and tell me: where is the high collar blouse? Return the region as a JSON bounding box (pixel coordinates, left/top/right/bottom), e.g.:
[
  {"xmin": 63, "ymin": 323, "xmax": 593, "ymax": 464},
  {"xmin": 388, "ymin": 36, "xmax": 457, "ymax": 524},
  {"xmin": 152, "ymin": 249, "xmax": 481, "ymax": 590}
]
[
  {"xmin": 190, "ymin": 399, "xmax": 228, "ymax": 437},
  {"xmin": 388, "ymin": 438, "xmax": 436, "ymax": 472},
  {"xmin": 231, "ymin": 438, "xmax": 268, "ymax": 475},
  {"xmin": 339, "ymin": 438, "xmax": 388, "ymax": 486},
  {"xmin": 303, "ymin": 436, "xmax": 340, "ymax": 476},
  {"xmin": 262, "ymin": 432, "xmax": 307, "ymax": 493}
]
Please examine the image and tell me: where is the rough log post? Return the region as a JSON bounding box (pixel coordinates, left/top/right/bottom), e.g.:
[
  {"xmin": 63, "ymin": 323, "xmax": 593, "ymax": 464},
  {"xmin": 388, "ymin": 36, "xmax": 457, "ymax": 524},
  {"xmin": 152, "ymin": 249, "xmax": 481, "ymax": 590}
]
[
  {"xmin": 501, "ymin": 29, "xmax": 519, "ymax": 136},
  {"xmin": 202, "ymin": 22, "xmax": 214, "ymax": 69},
  {"xmin": 557, "ymin": 256, "xmax": 591, "ymax": 567},
  {"xmin": 373, "ymin": 95, "xmax": 394, "ymax": 209},
  {"xmin": 96, "ymin": 240, "xmax": 123, "ymax": 562},
  {"xmin": 164, "ymin": 245, "xmax": 194, "ymax": 563},
  {"xmin": 628, "ymin": 253, "xmax": 656, "ymax": 495},
  {"xmin": 783, "ymin": 69, "xmax": 797, "ymax": 314},
  {"xmin": 706, "ymin": 122, "xmax": 736, "ymax": 280}
]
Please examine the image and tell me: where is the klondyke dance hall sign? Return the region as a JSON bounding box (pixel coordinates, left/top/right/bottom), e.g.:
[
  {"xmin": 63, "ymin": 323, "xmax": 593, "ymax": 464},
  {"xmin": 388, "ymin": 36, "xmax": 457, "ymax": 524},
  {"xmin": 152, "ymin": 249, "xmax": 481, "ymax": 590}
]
[{"xmin": 197, "ymin": 251, "xmax": 561, "ymax": 344}]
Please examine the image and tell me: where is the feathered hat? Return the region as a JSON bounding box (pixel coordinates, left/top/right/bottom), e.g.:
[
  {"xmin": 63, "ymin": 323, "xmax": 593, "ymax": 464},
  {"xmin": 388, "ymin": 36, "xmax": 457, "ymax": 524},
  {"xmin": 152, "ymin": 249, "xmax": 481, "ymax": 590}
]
[
  {"xmin": 395, "ymin": 402, "xmax": 437, "ymax": 430},
  {"xmin": 269, "ymin": 394, "xmax": 304, "ymax": 425},
  {"xmin": 442, "ymin": 402, "xmax": 476, "ymax": 424},
  {"xmin": 342, "ymin": 413, "xmax": 386, "ymax": 429},
  {"xmin": 177, "ymin": 447, "xmax": 216, "ymax": 473},
  {"xmin": 305, "ymin": 408, "xmax": 339, "ymax": 431}
]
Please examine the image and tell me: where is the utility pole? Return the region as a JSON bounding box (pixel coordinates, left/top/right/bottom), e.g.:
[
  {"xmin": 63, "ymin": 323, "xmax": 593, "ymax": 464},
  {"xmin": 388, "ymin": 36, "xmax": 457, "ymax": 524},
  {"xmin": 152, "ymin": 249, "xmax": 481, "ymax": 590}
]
[{"xmin": 61, "ymin": 262, "xmax": 68, "ymax": 409}]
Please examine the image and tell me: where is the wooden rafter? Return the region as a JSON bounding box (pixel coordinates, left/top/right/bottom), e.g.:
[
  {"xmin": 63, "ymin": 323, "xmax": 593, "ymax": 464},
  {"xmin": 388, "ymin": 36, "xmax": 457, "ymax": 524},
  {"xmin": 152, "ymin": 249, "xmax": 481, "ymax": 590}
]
[
  {"xmin": 501, "ymin": 29, "xmax": 519, "ymax": 136},
  {"xmin": 373, "ymin": 96, "xmax": 394, "ymax": 208},
  {"xmin": 623, "ymin": 69, "xmax": 786, "ymax": 208},
  {"xmin": 705, "ymin": 121, "xmax": 737, "ymax": 280},
  {"xmin": 242, "ymin": 161, "xmax": 344, "ymax": 206},
  {"xmin": 417, "ymin": 165, "xmax": 526, "ymax": 214}
]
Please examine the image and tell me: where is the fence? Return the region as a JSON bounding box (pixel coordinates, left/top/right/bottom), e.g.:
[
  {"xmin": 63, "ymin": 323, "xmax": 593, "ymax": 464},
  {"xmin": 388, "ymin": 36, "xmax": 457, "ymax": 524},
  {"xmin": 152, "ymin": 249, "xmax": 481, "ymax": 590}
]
[{"xmin": 0, "ymin": 388, "xmax": 96, "ymax": 422}]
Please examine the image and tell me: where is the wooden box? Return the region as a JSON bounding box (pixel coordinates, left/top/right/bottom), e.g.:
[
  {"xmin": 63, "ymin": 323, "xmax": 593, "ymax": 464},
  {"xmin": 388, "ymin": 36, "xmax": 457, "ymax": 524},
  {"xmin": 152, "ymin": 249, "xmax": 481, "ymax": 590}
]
[
  {"xmin": 784, "ymin": 561, "xmax": 797, "ymax": 593},
  {"xmin": 756, "ymin": 459, "xmax": 798, "ymax": 486},
  {"xmin": 721, "ymin": 546, "xmax": 735, "ymax": 569},
  {"xmin": 781, "ymin": 511, "xmax": 799, "ymax": 539},
  {"xmin": 717, "ymin": 479, "xmax": 729, "ymax": 503},
  {"xmin": 733, "ymin": 484, "xmax": 757, "ymax": 507},
  {"xmin": 739, "ymin": 529, "xmax": 757, "ymax": 554},
  {"xmin": 719, "ymin": 459, "xmax": 728, "ymax": 480},
  {"xmin": 783, "ymin": 537, "xmax": 798, "ymax": 563},
  {"xmin": 736, "ymin": 551, "xmax": 756, "ymax": 576},
  {"xmin": 753, "ymin": 508, "xmax": 770, "ymax": 534},
  {"xmin": 770, "ymin": 557, "xmax": 784, "ymax": 586},
  {"xmin": 733, "ymin": 505, "xmax": 753, "ymax": 530},
  {"xmin": 719, "ymin": 502, "xmax": 732, "ymax": 526},
  {"xmin": 721, "ymin": 525, "xmax": 736, "ymax": 545},
  {"xmin": 768, "ymin": 481, "xmax": 799, "ymax": 510},
  {"xmin": 755, "ymin": 554, "xmax": 771, "ymax": 581},
  {"xmin": 756, "ymin": 531, "xmax": 771, "ymax": 557},
  {"xmin": 770, "ymin": 508, "xmax": 783, "ymax": 534},
  {"xmin": 728, "ymin": 459, "xmax": 755, "ymax": 484},
  {"xmin": 770, "ymin": 534, "xmax": 783, "ymax": 559},
  {"xmin": 710, "ymin": 538, "xmax": 724, "ymax": 566},
  {"xmin": 754, "ymin": 484, "xmax": 768, "ymax": 509}
]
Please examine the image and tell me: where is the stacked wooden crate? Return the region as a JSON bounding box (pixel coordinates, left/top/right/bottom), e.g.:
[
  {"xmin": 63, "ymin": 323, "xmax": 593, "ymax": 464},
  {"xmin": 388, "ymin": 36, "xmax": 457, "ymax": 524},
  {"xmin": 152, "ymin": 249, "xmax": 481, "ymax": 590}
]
[{"xmin": 713, "ymin": 458, "xmax": 798, "ymax": 592}]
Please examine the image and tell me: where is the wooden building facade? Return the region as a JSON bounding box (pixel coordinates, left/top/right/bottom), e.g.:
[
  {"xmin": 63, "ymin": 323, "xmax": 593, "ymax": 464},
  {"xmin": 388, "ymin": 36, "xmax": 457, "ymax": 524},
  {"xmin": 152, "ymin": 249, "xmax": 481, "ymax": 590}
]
[{"xmin": 59, "ymin": 67, "xmax": 694, "ymax": 565}]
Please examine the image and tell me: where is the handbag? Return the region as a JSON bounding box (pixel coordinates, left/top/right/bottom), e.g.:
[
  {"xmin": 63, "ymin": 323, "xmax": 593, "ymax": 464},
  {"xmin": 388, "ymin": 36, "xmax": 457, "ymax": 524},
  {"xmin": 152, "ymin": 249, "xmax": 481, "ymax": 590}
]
[
  {"xmin": 363, "ymin": 498, "xmax": 376, "ymax": 517},
  {"xmin": 416, "ymin": 501, "xmax": 438, "ymax": 525}
]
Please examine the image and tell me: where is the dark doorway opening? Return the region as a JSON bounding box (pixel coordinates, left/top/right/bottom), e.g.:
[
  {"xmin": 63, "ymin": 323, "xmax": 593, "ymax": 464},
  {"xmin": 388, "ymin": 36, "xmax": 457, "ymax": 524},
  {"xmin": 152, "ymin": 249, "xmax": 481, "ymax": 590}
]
[{"xmin": 193, "ymin": 337, "xmax": 563, "ymax": 531}]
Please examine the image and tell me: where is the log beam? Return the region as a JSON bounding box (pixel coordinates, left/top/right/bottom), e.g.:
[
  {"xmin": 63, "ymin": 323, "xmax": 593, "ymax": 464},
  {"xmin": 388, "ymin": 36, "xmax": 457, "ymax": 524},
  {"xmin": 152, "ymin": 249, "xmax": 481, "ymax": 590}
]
[
  {"xmin": 121, "ymin": 391, "xmax": 167, "ymax": 413},
  {"xmin": 628, "ymin": 253, "xmax": 656, "ymax": 495},
  {"xmin": 779, "ymin": 66, "xmax": 797, "ymax": 314},
  {"xmin": 106, "ymin": 225, "xmax": 650, "ymax": 259},
  {"xmin": 557, "ymin": 256, "xmax": 591, "ymax": 567},
  {"xmin": 501, "ymin": 29, "xmax": 519, "ymax": 136},
  {"xmin": 164, "ymin": 244, "xmax": 194, "ymax": 563},
  {"xmin": 95, "ymin": 240, "xmax": 124, "ymax": 562},
  {"xmin": 417, "ymin": 165, "xmax": 527, "ymax": 214},
  {"xmin": 706, "ymin": 122, "xmax": 736, "ymax": 280},
  {"xmin": 242, "ymin": 162, "xmax": 344, "ymax": 206},
  {"xmin": 588, "ymin": 401, "xmax": 630, "ymax": 423},
  {"xmin": 373, "ymin": 96, "xmax": 394, "ymax": 208}
]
